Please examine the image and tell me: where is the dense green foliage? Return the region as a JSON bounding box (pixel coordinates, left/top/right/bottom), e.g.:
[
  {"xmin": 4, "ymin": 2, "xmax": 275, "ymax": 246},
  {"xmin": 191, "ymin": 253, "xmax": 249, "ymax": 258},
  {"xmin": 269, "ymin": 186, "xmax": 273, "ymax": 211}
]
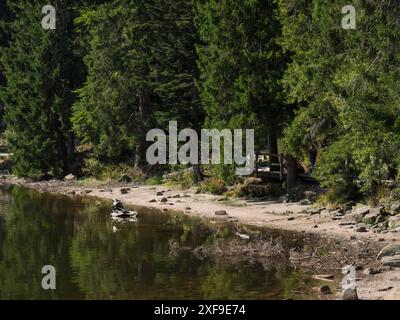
[
  {"xmin": 0, "ymin": 2, "xmax": 11, "ymax": 133},
  {"xmin": 278, "ymin": 0, "xmax": 400, "ymax": 198},
  {"xmin": 195, "ymin": 0, "xmax": 286, "ymax": 142},
  {"xmin": 1, "ymin": 0, "xmax": 399, "ymax": 200},
  {"xmin": 194, "ymin": 0, "xmax": 287, "ymax": 181},
  {"xmin": 0, "ymin": 0, "xmax": 80, "ymax": 178},
  {"xmin": 73, "ymin": 0, "xmax": 202, "ymax": 169}
]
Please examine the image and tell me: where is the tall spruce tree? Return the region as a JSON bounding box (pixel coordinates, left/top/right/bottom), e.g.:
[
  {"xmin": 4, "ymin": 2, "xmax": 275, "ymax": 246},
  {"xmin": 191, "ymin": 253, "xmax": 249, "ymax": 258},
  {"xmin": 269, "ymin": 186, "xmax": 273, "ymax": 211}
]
[
  {"xmin": 0, "ymin": 0, "xmax": 81, "ymax": 178},
  {"xmin": 73, "ymin": 0, "xmax": 203, "ymax": 174},
  {"xmin": 150, "ymin": 0, "xmax": 204, "ymax": 181},
  {"xmin": 0, "ymin": 1, "xmax": 12, "ymax": 132},
  {"xmin": 278, "ymin": 0, "xmax": 400, "ymax": 197},
  {"xmin": 73, "ymin": 1, "xmax": 159, "ymax": 167},
  {"xmin": 194, "ymin": 0, "xmax": 287, "ymax": 180}
]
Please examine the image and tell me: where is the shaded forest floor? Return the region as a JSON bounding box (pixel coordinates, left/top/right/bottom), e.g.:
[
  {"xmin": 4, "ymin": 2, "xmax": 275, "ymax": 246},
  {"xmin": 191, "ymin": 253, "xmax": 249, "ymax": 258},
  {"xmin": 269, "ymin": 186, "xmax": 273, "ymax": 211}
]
[{"xmin": 1, "ymin": 175, "xmax": 400, "ymax": 300}]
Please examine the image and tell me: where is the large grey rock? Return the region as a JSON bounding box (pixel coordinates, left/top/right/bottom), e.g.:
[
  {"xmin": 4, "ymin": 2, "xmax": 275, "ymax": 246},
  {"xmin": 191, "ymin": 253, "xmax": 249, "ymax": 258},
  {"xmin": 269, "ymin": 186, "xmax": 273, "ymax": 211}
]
[
  {"xmin": 391, "ymin": 226, "xmax": 400, "ymax": 233},
  {"xmin": 320, "ymin": 209, "xmax": 331, "ymax": 217},
  {"xmin": 339, "ymin": 213, "xmax": 363, "ymax": 226},
  {"xmin": 355, "ymin": 224, "xmax": 368, "ymax": 233},
  {"xmin": 363, "ymin": 207, "xmax": 384, "ymax": 225},
  {"xmin": 377, "ymin": 243, "xmax": 400, "ymax": 260},
  {"xmin": 341, "ymin": 288, "xmax": 359, "ymax": 300},
  {"xmin": 353, "ymin": 206, "xmax": 371, "ymax": 217},
  {"xmin": 331, "ymin": 209, "xmax": 345, "ymax": 216},
  {"xmin": 300, "ymin": 199, "xmax": 311, "ymax": 206},
  {"xmin": 381, "ymin": 256, "xmax": 400, "ymax": 267},
  {"xmin": 383, "ymin": 288, "xmax": 400, "ymax": 300},
  {"xmin": 317, "ymin": 285, "xmax": 331, "ymax": 295},
  {"xmin": 390, "ymin": 203, "xmax": 400, "ymax": 215},
  {"xmin": 215, "ymin": 210, "xmax": 228, "ymax": 216},
  {"xmin": 342, "ymin": 201, "xmax": 355, "ymax": 212},
  {"xmin": 64, "ymin": 174, "xmax": 76, "ymax": 181},
  {"xmin": 307, "ymin": 207, "xmax": 324, "ymax": 215},
  {"xmin": 389, "ymin": 216, "xmax": 400, "ymax": 230},
  {"xmin": 371, "ymin": 222, "xmax": 388, "ymax": 232}
]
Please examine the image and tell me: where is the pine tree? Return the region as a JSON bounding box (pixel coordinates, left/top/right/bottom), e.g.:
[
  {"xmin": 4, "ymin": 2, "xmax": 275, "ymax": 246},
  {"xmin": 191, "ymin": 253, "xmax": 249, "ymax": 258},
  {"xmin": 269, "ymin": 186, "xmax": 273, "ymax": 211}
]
[
  {"xmin": 73, "ymin": 0, "xmax": 204, "ymax": 174},
  {"xmin": 0, "ymin": 1, "xmax": 11, "ymax": 133},
  {"xmin": 194, "ymin": 0, "xmax": 287, "ymax": 180},
  {"xmin": 73, "ymin": 1, "xmax": 157, "ymax": 167},
  {"xmin": 149, "ymin": 0, "xmax": 205, "ymax": 181},
  {"xmin": 278, "ymin": 0, "xmax": 400, "ymax": 197},
  {"xmin": 0, "ymin": 0, "xmax": 80, "ymax": 178}
]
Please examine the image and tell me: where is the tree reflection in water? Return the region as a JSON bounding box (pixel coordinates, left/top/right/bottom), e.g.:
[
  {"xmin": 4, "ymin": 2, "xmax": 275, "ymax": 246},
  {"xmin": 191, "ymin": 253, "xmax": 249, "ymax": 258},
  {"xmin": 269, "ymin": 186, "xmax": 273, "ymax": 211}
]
[{"xmin": 0, "ymin": 186, "xmax": 325, "ymax": 300}]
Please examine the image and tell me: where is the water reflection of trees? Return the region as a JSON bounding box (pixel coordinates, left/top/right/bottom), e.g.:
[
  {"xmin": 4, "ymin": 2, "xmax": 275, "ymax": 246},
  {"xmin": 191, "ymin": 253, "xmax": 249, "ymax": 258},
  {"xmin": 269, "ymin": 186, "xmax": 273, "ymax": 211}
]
[
  {"xmin": 0, "ymin": 187, "xmax": 314, "ymax": 299},
  {"xmin": 0, "ymin": 187, "xmax": 82, "ymax": 299}
]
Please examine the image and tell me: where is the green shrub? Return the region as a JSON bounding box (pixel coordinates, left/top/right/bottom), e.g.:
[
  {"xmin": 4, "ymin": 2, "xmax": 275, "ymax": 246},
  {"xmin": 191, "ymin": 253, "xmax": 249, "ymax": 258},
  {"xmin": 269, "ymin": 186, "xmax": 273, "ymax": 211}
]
[
  {"xmin": 198, "ymin": 178, "xmax": 227, "ymax": 195},
  {"xmin": 180, "ymin": 170, "xmax": 195, "ymax": 189},
  {"xmin": 82, "ymin": 158, "xmax": 103, "ymax": 178},
  {"xmin": 82, "ymin": 158, "xmax": 143, "ymax": 182},
  {"xmin": 391, "ymin": 188, "xmax": 400, "ymax": 202},
  {"xmin": 314, "ymin": 138, "xmax": 358, "ymax": 199},
  {"xmin": 145, "ymin": 176, "xmax": 163, "ymax": 185},
  {"xmin": 225, "ymin": 177, "xmax": 283, "ymax": 198},
  {"xmin": 317, "ymin": 189, "xmax": 348, "ymax": 206}
]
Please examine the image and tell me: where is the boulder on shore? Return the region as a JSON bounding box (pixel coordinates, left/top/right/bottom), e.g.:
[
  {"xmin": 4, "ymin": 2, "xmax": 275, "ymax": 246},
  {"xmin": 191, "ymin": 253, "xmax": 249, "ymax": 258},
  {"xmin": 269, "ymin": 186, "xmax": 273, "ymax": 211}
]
[
  {"xmin": 377, "ymin": 243, "xmax": 400, "ymax": 260},
  {"xmin": 363, "ymin": 212, "xmax": 381, "ymax": 225},
  {"xmin": 353, "ymin": 206, "xmax": 371, "ymax": 217},
  {"xmin": 355, "ymin": 224, "xmax": 367, "ymax": 233},
  {"xmin": 314, "ymin": 285, "xmax": 331, "ymax": 295},
  {"xmin": 381, "ymin": 256, "xmax": 400, "ymax": 267},
  {"xmin": 339, "ymin": 213, "xmax": 363, "ymax": 226},
  {"xmin": 341, "ymin": 288, "xmax": 359, "ymax": 300},
  {"xmin": 120, "ymin": 188, "xmax": 129, "ymax": 194},
  {"xmin": 389, "ymin": 216, "xmax": 400, "ymax": 230},
  {"xmin": 383, "ymin": 288, "xmax": 400, "ymax": 300},
  {"xmin": 64, "ymin": 174, "xmax": 76, "ymax": 181}
]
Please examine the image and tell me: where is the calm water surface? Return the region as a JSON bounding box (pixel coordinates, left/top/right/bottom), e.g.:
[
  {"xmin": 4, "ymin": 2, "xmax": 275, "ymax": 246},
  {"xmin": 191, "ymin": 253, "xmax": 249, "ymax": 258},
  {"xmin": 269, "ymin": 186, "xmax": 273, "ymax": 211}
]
[{"xmin": 0, "ymin": 185, "xmax": 334, "ymax": 300}]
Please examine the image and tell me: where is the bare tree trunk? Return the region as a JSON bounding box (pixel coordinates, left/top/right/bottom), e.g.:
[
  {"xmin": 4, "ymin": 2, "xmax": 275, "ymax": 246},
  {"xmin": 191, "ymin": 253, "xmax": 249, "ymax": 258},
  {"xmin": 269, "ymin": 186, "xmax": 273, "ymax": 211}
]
[
  {"xmin": 255, "ymin": 151, "xmax": 259, "ymax": 177},
  {"xmin": 135, "ymin": 87, "xmax": 151, "ymax": 169},
  {"xmin": 190, "ymin": 80, "xmax": 204, "ymax": 184},
  {"xmin": 66, "ymin": 131, "xmax": 75, "ymax": 173},
  {"xmin": 134, "ymin": 142, "xmax": 143, "ymax": 169},
  {"xmin": 286, "ymin": 155, "xmax": 298, "ymax": 197},
  {"xmin": 309, "ymin": 148, "xmax": 317, "ymax": 173},
  {"xmin": 192, "ymin": 164, "xmax": 204, "ymax": 184},
  {"xmin": 279, "ymin": 153, "xmax": 284, "ymax": 181},
  {"xmin": 268, "ymin": 134, "xmax": 279, "ymax": 172}
]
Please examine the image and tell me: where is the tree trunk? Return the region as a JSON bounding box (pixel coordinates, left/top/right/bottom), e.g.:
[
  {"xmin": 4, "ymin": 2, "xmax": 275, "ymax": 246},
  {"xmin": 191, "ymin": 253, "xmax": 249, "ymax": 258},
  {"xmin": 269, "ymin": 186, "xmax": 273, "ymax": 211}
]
[
  {"xmin": 192, "ymin": 164, "xmax": 204, "ymax": 184},
  {"xmin": 66, "ymin": 131, "xmax": 75, "ymax": 173},
  {"xmin": 134, "ymin": 141, "xmax": 143, "ymax": 169},
  {"xmin": 309, "ymin": 148, "xmax": 317, "ymax": 173},
  {"xmin": 192, "ymin": 127, "xmax": 204, "ymax": 183},
  {"xmin": 286, "ymin": 155, "xmax": 298, "ymax": 197},
  {"xmin": 135, "ymin": 87, "xmax": 151, "ymax": 169},
  {"xmin": 268, "ymin": 134, "xmax": 279, "ymax": 172},
  {"xmin": 255, "ymin": 151, "xmax": 259, "ymax": 177},
  {"xmin": 279, "ymin": 153, "xmax": 284, "ymax": 181}
]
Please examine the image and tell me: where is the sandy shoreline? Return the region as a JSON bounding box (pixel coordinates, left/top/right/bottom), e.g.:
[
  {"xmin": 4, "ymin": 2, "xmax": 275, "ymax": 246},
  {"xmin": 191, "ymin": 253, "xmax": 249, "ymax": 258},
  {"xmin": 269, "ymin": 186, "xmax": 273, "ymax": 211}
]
[{"xmin": 1, "ymin": 175, "xmax": 400, "ymax": 300}]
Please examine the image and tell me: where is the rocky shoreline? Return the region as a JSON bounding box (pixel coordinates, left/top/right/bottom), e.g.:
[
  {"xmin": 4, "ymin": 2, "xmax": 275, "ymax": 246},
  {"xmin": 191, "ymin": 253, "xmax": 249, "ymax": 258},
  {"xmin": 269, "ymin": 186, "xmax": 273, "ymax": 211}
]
[{"xmin": 1, "ymin": 174, "xmax": 400, "ymax": 300}]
